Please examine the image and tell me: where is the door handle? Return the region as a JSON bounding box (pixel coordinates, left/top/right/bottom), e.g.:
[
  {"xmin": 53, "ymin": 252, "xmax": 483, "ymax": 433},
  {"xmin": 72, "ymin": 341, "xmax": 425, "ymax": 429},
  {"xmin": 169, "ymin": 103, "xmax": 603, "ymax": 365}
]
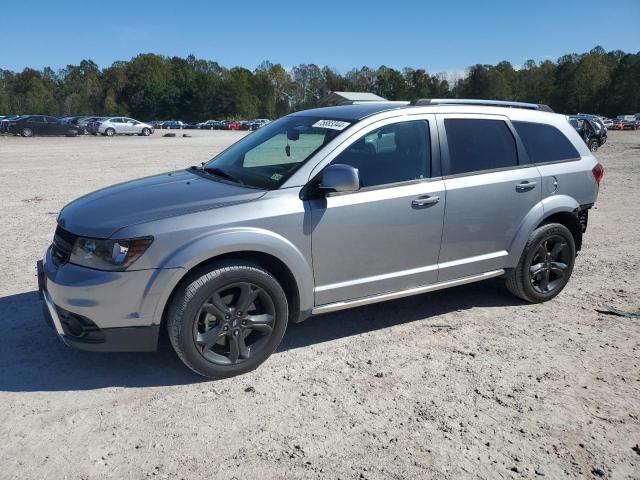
[
  {"xmin": 516, "ymin": 181, "xmax": 537, "ymax": 192},
  {"xmin": 412, "ymin": 195, "xmax": 440, "ymax": 207}
]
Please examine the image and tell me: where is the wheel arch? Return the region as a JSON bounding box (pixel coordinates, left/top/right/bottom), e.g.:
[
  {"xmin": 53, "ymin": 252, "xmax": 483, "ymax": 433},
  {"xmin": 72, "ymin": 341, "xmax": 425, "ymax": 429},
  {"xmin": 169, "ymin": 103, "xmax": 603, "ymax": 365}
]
[
  {"xmin": 158, "ymin": 250, "xmax": 304, "ymax": 330},
  {"xmin": 150, "ymin": 229, "xmax": 314, "ymax": 330},
  {"xmin": 536, "ymin": 211, "xmax": 582, "ymax": 251},
  {"xmin": 507, "ymin": 195, "xmax": 581, "ymax": 267}
]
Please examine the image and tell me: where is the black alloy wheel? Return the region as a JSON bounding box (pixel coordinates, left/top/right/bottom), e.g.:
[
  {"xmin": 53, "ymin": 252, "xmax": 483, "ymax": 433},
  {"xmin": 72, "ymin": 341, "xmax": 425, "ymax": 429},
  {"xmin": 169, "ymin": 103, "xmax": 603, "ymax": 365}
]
[
  {"xmin": 193, "ymin": 282, "xmax": 275, "ymax": 365},
  {"xmin": 528, "ymin": 235, "xmax": 571, "ymax": 294}
]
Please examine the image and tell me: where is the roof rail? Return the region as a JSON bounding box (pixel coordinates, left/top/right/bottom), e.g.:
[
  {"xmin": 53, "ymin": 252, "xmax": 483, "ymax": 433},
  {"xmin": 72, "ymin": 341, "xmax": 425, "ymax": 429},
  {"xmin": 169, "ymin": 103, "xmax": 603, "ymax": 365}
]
[{"xmin": 410, "ymin": 98, "xmax": 554, "ymax": 113}]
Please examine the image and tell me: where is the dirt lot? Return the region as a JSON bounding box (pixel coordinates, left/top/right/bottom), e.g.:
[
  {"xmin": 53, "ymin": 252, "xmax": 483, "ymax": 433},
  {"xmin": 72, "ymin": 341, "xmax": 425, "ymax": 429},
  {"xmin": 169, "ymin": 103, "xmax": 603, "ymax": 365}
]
[{"xmin": 0, "ymin": 129, "xmax": 639, "ymax": 479}]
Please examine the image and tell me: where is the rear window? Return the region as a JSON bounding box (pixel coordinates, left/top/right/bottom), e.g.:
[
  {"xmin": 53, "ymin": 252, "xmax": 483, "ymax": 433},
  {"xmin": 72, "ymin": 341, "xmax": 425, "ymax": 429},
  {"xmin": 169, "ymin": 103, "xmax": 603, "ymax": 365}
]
[
  {"xmin": 513, "ymin": 121, "xmax": 579, "ymax": 163},
  {"xmin": 444, "ymin": 119, "xmax": 518, "ymax": 175}
]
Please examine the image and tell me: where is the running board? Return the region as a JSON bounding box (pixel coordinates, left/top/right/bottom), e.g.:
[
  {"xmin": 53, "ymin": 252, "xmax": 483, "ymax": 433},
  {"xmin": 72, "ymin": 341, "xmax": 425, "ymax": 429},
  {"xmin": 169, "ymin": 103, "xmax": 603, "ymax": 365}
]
[{"xmin": 311, "ymin": 269, "xmax": 505, "ymax": 315}]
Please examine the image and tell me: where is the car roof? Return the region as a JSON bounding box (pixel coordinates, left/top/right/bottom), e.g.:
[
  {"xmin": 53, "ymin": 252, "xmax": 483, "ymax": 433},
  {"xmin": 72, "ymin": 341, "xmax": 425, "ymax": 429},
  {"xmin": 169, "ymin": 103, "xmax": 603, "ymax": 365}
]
[
  {"xmin": 292, "ymin": 102, "xmax": 409, "ymax": 121},
  {"xmin": 290, "ymin": 100, "xmax": 563, "ymax": 122}
]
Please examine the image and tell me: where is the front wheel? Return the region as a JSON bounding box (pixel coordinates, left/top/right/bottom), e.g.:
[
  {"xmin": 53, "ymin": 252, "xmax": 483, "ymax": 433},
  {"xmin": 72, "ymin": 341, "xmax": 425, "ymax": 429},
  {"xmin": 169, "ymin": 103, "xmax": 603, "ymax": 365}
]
[
  {"xmin": 21, "ymin": 127, "xmax": 33, "ymax": 137},
  {"xmin": 505, "ymin": 223, "xmax": 576, "ymax": 303},
  {"xmin": 104, "ymin": 127, "xmax": 115, "ymax": 137},
  {"xmin": 140, "ymin": 127, "xmax": 151, "ymax": 136},
  {"xmin": 167, "ymin": 261, "xmax": 289, "ymax": 379},
  {"xmin": 588, "ymin": 139, "xmax": 599, "ymax": 152}
]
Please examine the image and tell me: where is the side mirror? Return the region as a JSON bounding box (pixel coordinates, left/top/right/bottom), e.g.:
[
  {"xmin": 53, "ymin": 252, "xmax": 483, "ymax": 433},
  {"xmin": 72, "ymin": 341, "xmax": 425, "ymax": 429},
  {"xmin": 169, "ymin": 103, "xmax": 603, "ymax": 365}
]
[{"xmin": 319, "ymin": 164, "xmax": 360, "ymax": 193}]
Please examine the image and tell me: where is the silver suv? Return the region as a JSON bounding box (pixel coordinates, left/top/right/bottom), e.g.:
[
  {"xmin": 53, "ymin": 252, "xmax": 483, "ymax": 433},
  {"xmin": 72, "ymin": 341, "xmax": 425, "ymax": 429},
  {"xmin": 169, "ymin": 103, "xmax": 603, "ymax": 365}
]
[{"xmin": 38, "ymin": 99, "xmax": 603, "ymax": 378}]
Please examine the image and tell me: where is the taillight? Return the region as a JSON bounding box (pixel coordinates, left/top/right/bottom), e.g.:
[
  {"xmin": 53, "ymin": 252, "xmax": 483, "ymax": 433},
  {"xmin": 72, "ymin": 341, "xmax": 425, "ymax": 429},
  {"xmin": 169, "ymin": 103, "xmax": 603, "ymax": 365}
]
[{"xmin": 592, "ymin": 163, "xmax": 604, "ymax": 185}]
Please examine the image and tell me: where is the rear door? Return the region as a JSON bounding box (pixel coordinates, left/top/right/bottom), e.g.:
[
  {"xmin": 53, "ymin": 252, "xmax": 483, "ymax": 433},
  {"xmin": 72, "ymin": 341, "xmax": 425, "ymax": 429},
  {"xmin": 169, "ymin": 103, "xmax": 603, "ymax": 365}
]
[
  {"xmin": 28, "ymin": 116, "xmax": 46, "ymax": 134},
  {"xmin": 44, "ymin": 116, "xmax": 60, "ymax": 134},
  {"xmin": 512, "ymin": 120, "xmax": 589, "ymax": 207},
  {"xmin": 110, "ymin": 118, "xmax": 124, "ymax": 133},
  {"xmin": 437, "ymin": 114, "xmax": 541, "ymax": 281}
]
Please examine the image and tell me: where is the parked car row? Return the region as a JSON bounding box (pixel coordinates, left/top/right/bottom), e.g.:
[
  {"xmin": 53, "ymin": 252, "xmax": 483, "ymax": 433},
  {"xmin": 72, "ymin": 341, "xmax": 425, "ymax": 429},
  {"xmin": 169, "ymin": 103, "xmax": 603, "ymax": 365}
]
[
  {"xmin": 0, "ymin": 114, "xmax": 275, "ymax": 137},
  {"xmin": 0, "ymin": 115, "xmax": 82, "ymax": 137},
  {"xmin": 0, "ymin": 114, "xmax": 155, "ymax": 137},
  {"xmin": 609, "ymin": 115, "xmax": 640, "ymax": 130},
  {"xmin": 150, "ymin": 119, "xmax": 271, "ymax": 131},
  {"xmin": 566, "ymin": 112, "xmax": 640, "ymax": 152}
]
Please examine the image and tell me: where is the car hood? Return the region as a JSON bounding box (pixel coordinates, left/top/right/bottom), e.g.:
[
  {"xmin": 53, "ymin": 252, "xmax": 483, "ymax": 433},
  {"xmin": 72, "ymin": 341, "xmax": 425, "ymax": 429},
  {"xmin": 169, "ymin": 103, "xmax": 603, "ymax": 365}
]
[{"xmin": 58, "ymin": 169, "xmax": 265, "ymax": 238}]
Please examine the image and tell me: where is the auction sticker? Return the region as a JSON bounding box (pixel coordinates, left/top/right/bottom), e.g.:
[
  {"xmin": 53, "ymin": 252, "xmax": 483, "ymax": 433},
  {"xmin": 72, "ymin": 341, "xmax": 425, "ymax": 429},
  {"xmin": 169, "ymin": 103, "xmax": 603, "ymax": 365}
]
[{"xmin": 312, "ymin": 119, "xmax": 351, "ymax": 131}]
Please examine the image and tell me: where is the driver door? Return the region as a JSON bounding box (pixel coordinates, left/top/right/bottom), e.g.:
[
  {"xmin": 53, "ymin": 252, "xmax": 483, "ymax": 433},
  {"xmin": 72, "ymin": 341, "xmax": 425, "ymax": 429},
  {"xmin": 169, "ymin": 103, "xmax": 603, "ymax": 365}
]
[{"xmin": 309, "ymin": 117, "xmax": 445, "ymax": 306}]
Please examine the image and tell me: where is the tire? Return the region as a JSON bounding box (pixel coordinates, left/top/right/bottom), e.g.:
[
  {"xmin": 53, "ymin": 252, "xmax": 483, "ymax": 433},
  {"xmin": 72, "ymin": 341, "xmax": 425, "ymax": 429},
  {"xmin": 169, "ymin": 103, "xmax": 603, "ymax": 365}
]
[
  {"xmin": 21, "ymin": 127, "xmax": 33, "ymax": 137},
  {"xmin": 588, "ymin": 139, "xmax": 599, "ymax": 152},
  {"xmin": 505, "ymin": 223, "xmax": 576, "ymax": 303},
  {"xmin": 104, "ymin": 127, "xmax": 115, "ymax": 137},
  {"xmin": 141, "ymin": 127, "xmax": 151, "ymax": 136},
  {"xmin": 167, "ymin": 261, "xmax": 289, "ymax": 379}
]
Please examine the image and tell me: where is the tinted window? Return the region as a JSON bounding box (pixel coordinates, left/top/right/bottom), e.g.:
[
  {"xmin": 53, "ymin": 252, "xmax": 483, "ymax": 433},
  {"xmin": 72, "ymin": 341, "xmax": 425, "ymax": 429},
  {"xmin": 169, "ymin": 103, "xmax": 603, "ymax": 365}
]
[
  {"xmin": 513, "ymin": 121, "xmax": 579, "ymax": 163},
  {"xmin": 444, "ymin": 119, "xmax": 518, "ymax": 175},
  {"xmin": 331, "ymin": 120, "xmax": 430, "ymax": 187},
  {"xmin": 44, "ymin": 116, "xmax": 58, "ymax": 123},
  {"xmin": 29, "ymin": 116, "xmax": 45, "ymax": 123}
]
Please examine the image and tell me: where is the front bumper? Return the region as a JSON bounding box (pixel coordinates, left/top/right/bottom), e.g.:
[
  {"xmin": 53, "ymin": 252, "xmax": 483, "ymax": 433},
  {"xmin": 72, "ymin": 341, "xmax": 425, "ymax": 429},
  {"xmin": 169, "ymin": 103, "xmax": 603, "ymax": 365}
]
[{"xmin": 37, "ymin": 247, "xmax": 178, "ymax": 352}]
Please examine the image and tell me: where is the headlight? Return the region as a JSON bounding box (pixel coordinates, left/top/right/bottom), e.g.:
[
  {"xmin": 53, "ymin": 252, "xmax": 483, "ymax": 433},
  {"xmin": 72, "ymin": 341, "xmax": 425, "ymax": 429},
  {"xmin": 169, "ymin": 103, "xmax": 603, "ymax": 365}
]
[{"xmin": 70, "ymin": 237, "xmax": 153, "ymax": 271}]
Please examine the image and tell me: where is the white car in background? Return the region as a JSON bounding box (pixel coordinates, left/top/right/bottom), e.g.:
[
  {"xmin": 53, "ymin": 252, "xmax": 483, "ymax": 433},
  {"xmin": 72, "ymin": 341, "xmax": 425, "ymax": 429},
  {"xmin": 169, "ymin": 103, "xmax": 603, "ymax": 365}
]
[{"xmin": 98, "ymin": 117, "xmax": 154, "ymax": 136}]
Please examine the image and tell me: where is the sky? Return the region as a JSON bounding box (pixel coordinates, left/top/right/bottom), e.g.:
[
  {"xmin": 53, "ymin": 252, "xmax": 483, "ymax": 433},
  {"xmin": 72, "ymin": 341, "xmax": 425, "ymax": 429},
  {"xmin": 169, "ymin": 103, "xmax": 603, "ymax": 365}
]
[{"xmin": 1, "ymin": 0, "xmax": 639, "ymax": 75}]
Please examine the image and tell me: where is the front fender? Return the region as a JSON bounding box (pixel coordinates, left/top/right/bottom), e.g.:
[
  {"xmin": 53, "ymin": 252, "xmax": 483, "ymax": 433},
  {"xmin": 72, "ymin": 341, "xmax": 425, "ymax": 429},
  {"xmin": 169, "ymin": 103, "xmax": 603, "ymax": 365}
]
[
  {"xmin": 149, "ymin": 227, "xmax": 314, "ymax": 325},
  {"xmin": 507, "ymin": 195, "xmax": 579, "ymax": 268}
]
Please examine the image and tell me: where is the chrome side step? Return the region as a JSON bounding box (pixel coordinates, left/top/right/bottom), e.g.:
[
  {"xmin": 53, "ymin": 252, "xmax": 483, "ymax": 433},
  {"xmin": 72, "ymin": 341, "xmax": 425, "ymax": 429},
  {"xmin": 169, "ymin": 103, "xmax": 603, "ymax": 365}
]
[{"xmin": 311, "ymin": 269, "xmax": 505, "ymax": 315}]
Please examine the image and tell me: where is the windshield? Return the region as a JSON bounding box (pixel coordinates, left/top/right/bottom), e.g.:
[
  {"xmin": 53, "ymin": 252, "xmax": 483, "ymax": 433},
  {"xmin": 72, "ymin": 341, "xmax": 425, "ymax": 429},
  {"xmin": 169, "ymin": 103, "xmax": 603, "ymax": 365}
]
[{"xmin": 203, "ymin": 115, "xmax": 352, "ymax": 189}]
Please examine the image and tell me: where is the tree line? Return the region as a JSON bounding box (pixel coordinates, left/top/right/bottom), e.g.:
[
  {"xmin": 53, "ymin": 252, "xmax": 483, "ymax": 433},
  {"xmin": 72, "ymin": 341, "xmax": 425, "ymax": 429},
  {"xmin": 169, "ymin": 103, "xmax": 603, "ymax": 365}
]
[{"xmin": 0, "ymin": 46, "xmax": 638, "ymax": 121}]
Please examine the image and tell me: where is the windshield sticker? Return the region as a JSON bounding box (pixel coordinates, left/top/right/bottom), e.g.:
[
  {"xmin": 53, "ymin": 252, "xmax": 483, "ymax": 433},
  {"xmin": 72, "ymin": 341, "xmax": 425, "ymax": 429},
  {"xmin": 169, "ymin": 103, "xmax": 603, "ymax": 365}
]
[
  {"xmin": 270, "ymin": 172, "xmax": 284, "ymax": 181},
  {"xmin": 312, "ymin": 119, "xmax": 351, "ymax": 131}
]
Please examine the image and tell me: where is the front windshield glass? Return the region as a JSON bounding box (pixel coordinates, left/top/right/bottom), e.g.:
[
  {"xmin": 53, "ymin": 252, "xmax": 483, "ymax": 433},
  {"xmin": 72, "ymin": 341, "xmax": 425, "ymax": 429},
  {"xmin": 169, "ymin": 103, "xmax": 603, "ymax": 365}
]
[{"xmin": 203, "ymin": 116, "xmax": 352, "ymax": 189}]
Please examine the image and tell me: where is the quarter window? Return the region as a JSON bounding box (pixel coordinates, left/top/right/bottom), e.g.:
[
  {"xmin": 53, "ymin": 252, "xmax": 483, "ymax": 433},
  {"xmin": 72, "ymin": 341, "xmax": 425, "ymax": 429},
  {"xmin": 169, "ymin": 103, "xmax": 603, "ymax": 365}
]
[
  {"xmin": 444, "ymin": 119, "xmax": 518, "ymax": 175},
  {"xmin": 513, "ymin": 121, "xmax": 580, "ymax": 163},
  {"xmin": 331, "ymin": 120, "xmax": 430, "ymax": 188}
]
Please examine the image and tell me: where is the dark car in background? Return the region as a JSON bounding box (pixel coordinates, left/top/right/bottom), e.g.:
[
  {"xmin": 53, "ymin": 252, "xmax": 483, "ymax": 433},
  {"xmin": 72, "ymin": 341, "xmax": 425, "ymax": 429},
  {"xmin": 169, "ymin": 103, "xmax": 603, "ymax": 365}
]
[
  {"xmin": 1, "ymin": 115, "xmax": 26, "ymax": 133},
  {"xmin": 79, "ymin": 116, "xmax": 106, "ymax": 134},
  {"xmin": 85, "ymin": 117, "xmax": 108, "ymax": 135},
  {"xmin": 7, "ymin": 115, "xmax": 80, "ymax": 137},
  {"xmin": 575, "ymin": 114, "xmax": 607, "ymax": 145},
  {"xmin": 568, "ymin": 116, "xmax": 606, "ymax": 152},
  {"xmin": 61, "ymin": 115, "xmax": 90, "ymax": 133},
  {"xmin": 162, "ymin": 120, "xmax": 184, "ymax": 129}
]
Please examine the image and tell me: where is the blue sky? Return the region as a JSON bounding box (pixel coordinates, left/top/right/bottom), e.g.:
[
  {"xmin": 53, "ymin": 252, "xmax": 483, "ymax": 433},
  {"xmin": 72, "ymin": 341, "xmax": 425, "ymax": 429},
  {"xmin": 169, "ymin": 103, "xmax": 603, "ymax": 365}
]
[{"xmin": 1, "ymin": 0, "xmax": 638, "ymax": 74}]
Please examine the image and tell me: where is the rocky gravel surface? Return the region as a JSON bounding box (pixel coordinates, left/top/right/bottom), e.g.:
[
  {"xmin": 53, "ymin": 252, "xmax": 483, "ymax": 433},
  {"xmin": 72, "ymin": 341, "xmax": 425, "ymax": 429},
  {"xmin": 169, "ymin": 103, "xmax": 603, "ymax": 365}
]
[{"xmin": 0, "ymin": 129, "xmax": 638, "ymax": 479}]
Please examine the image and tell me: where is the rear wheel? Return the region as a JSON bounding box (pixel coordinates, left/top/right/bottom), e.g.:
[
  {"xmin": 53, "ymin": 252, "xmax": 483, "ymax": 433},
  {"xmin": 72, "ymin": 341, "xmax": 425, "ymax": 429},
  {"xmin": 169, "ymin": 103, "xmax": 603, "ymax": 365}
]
[
  {"xmin": 104, "ymin": 127, "xmax": 115, "ymax": 137},
  {"xmin": 21, "ymin": 127, "xmax": 33, "ymax": 137},
  {"xmin": 505, "ymin": 223, "xmax": 576, "ymax": 303},
  {"xmin": 167, "ymin": 261, "xmax": 288, "ymax": 379},
  {"xmin": 588, "ymin": 139, "xmax": 599, "ymax": 152}
]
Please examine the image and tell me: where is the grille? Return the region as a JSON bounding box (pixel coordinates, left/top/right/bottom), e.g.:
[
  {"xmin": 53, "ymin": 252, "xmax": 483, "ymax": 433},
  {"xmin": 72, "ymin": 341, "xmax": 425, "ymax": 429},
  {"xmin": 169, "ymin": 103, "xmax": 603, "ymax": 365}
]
[{"xmin": 51, "ymin": 226, "xmax": 78, "ymax": 266}]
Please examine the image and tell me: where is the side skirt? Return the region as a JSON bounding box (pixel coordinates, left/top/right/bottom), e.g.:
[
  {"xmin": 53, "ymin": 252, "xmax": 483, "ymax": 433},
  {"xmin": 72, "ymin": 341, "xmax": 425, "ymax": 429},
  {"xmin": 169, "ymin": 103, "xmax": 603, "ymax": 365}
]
[{"xmin": 311, "ymin": 269, "xmax": 505, "ymax": 315}]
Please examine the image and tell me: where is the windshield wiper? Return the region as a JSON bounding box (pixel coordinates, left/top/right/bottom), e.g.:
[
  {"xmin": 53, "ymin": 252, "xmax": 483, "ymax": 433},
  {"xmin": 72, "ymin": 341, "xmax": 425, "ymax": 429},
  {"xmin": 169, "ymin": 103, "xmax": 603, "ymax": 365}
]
[{"xmin": 202, "ymin": 166, "xmax": 244, "ymax": 185}]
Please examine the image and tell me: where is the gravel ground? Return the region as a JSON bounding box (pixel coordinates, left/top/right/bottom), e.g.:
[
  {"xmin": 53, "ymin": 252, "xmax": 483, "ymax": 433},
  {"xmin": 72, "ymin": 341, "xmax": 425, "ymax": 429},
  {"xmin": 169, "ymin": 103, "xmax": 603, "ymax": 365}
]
[{"xmin": 0, "ymin": 129, "xmax": 639, "ymax": 480}]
